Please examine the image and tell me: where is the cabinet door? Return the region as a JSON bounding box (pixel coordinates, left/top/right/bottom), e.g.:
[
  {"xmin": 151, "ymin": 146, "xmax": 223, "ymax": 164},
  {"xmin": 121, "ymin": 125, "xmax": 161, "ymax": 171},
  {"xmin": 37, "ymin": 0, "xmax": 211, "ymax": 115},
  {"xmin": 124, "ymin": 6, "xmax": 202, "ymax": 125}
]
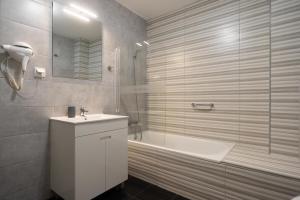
[
  {"xmin": 106, "ymin": 128, "xmax": 128, "ymax": 190},
  {"xmin": 75, "ymin": 132, "xmax": 109, "ymax": 200}
]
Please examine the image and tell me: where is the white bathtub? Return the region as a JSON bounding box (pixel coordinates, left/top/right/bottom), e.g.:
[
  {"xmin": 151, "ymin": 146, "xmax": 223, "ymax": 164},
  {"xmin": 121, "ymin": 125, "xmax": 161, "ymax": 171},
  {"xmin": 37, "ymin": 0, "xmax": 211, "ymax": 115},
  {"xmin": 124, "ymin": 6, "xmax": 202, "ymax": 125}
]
[{"xmin": 128, "ymin": 130, "xmax": 235, "ymax": 162}]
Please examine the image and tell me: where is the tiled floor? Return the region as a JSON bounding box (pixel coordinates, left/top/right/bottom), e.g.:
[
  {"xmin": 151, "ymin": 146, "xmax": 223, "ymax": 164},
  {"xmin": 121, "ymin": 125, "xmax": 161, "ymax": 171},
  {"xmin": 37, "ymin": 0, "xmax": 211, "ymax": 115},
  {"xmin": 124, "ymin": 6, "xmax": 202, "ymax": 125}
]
[{"xmin": 51, "ymin": 176, "xmax": 189, "ymax": 200}]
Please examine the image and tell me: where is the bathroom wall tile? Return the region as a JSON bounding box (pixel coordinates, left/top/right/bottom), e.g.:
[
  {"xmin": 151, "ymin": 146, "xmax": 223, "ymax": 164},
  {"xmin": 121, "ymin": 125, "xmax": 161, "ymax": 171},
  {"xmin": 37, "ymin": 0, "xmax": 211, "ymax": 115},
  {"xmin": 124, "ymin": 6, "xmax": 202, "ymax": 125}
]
[
  {"xmin": 0, "ymin": 78, "xmax": 50, "ymax": 107},
  {"xmin": 0, "ymin": 78, "xmax": 103, "ymax": 109},
  {"xmin": 238, "ymin": 0, "xmax": 270, "ymax": 152},
  {"xmin": 0, "ymin": 0, "xmax": 146, "ymax": 199},
  {"xmin": 0, "ymin": 55, "xmax": 52, "ymax": 82},
  {"xmin": 0, "ymin": 165, "xmax": 15, "ymax": 198},
  {"xmin": 129, "ymin": 142, "xmax": 227, "ymax": 200},
  {"xmin": 24, "ymin": 55, "xmax": 52, "ymax": 80},
  {"xmin": 129, "ymin": 0, "xmax": 300, "ymax": 199},
  {"xmin": 0, "ymin": 132, "xmax": 48, "ymax": 167},
  {"xmin": 225, "ymin": 164, "xmax": 300, "ymax": 200},
  {"xmin": 145, "ymin": 0, "xmax": 300, "ymax": 159},
  {"xmin": 2, "ymin": 186, "xmax": 41, "ymax": 200},
  {"xmin": 0, "ymin": 18, "xmax": 51, "ymax": 57},
  {"xmin": 0, "ymin": 105, "xmax": 52, "ymax": 138},
  {"xmin": 146, "ymin": 0, "xmax": 241, "ymax": 141},
  {"xmin": 102, "ymin": 85, "xmax": 116, "ymax": 114},
  {"xmin": 51, "ymin": 85, "xmax": 103, "ymax": 116},
  {"xmin": 0, "ymin": 77, "xmax": 53, "ymax": 107},
  {"xmin": 271, "ymin": 0, "xmax": 300, "ymax": 157},
  {"xmin": 0, "ymin": 0, "xmax": 51, "ymax": 31},
  {"xmin": 14, "ymin": 184, "xmax": 50, "ymax": 200},
  {"xmin": 0, "ymin": 159, "xmax": 47, "ymax": 198},
  {"xmin": 0, "ymin": 20, "xmax": 4, "ymax": 77}
]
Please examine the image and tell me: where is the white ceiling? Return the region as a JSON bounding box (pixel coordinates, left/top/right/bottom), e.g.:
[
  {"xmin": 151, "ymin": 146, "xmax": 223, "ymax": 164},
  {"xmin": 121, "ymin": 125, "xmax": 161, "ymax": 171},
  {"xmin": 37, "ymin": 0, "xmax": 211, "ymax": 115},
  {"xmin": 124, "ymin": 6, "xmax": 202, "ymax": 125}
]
[{"xmin": 115, "ymin": 0, "xmax": 200, "ymax": 20}]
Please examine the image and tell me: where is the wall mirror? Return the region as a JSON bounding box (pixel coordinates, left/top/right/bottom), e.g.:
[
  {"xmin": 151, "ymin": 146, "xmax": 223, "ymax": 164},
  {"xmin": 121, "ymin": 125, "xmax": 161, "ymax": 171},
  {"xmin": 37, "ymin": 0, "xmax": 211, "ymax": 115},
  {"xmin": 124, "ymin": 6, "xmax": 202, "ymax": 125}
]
[{"xmin": 52, "ymin": 1, "xmax": 102, "ymax": 81}]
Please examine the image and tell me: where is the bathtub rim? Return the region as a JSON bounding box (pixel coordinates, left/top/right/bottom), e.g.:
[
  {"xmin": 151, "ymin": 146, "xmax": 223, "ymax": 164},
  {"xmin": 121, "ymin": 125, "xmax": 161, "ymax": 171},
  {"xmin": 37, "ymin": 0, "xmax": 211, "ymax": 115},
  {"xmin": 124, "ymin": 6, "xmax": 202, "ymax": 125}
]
[{"xmin": 128, "ymin": 137, "xmax": 235, "ymax": 163}]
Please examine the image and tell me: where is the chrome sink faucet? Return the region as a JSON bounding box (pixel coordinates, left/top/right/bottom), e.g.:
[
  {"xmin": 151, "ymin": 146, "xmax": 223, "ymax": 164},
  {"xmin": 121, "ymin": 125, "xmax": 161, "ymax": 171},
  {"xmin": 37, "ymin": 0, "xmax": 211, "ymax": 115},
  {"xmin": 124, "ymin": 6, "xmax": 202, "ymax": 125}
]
[{"xmin": 80, "ymin": 106, "xmax": 88, "ymax": 118}]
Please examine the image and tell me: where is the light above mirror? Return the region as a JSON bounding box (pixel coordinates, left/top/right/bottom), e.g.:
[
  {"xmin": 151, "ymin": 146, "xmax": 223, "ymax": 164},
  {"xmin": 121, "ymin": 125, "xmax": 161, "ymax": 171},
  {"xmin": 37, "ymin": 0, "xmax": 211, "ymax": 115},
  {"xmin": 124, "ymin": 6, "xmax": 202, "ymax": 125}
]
[
  {"xmin": 70, "ymin": 3, "xmax": 98, "ymax": 19},
  {"xmin": 63, "ymin": 8, "xmax": 90, "ymax": 22},
  {"xmin": 143, "ymin": 41, "xmax": 150, "ymax": 46},
  {"xmin": 136, "ymin": 41, "xmax": 150, "ymax": 47}
]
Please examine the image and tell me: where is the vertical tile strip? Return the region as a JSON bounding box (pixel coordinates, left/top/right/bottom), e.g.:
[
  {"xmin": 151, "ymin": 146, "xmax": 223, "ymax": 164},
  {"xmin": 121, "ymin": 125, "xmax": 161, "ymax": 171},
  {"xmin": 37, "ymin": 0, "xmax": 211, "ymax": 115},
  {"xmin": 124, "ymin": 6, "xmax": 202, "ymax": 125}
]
[
  {"xmin": 270, "ymin": 0, "xmax": 300, "ymax": 157},
  {"xmin": 269, "ymin": 0, "xmax": 272, "ymax": 154}
]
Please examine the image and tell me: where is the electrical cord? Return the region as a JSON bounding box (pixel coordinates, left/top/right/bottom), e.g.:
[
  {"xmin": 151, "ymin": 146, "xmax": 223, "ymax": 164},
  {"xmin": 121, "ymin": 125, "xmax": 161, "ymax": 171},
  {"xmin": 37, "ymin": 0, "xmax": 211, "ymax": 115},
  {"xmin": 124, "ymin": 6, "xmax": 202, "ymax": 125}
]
[{"xmin": 0, "ymin": 55, "xmax": 37, "ymax": 99}]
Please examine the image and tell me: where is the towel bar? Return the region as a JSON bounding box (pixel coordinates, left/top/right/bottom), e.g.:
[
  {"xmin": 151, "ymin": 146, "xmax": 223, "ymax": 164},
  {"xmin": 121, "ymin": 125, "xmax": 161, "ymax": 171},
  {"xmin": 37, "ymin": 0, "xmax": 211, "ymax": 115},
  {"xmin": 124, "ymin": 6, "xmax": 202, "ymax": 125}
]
[{"xmin": 191, "ymin": 103, "xmax": 214, "ymax": 110}]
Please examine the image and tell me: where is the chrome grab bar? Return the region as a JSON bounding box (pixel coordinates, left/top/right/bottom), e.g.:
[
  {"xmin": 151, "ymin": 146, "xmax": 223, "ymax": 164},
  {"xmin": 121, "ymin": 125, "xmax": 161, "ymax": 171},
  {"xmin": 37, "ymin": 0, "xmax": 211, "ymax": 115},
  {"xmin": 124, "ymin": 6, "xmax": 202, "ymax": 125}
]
[{"xmin": 191, "ymin": 103, "xmax": 214, "ymax": 110}]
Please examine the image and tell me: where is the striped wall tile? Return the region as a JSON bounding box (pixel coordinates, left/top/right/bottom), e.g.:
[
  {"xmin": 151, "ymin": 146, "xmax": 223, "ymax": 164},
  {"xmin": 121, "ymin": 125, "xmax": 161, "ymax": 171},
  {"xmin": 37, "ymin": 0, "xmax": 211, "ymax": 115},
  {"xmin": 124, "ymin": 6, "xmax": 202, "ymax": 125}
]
[
  {"xmin": 73, "ymin": 39, "xmax": 102, "ymax": 80},
  {"xmin": 224, "ymin": 145, "xmax": 300, "ymax": 179},
  {"xmin": 128, "ymin": 141, "xmax": 227, "ymax": 200},
  {"xmin": 239, "ymin": 0, "xmax": 270, "ymax": 151},
  {"xmin": 271, "ymin": 0, "xmax": 300, "ymax": 157},
  {"xmin": 146, "ymin": 0, "xmax": 241, "ymax": 141},
  {"xmin": 143, "ymin": 0, "xmax": 300, "ymax": 158},
  {"xmin": 128, "ymin": 1, "xmax": 300, "ymax": 199},
  {"xmin": 225, "ymin": 164, "xmax": 300, "ymax": 200},
  {"xmin": 128, "ymin": 141, "xmax": 300, "ymax": 200}
]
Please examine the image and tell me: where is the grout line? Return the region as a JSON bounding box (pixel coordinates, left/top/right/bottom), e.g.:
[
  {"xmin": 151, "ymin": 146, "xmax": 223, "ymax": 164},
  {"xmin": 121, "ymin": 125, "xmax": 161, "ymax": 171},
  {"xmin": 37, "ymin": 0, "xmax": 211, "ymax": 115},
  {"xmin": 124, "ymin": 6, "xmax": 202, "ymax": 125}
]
[
  {"xmin": 0, "ymin": 157, "xmax": 45, "ymax": 170},
  {"xmin": 0, "ymin": 16, "xmax": 51, "ymax": 37},
  {"xmin": 268, "ymin": 0, "xmax": 272, "ymax": 154},
  {"xmin": 238, "ymin": 0, "xmax": 241, "ymax": 144},
  {"xmin": 183, "ymin": 6, "xmax": 186, "ymax": 138},
  {"xmin": 0, "ymin": 130, "xmax": 49, "ymax": 139}
]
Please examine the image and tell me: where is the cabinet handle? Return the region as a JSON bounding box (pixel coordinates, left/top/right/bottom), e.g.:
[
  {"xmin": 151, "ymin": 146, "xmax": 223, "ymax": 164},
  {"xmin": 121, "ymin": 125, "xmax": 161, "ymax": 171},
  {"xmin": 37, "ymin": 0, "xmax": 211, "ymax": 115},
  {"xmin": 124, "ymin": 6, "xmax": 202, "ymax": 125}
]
[{"xmin": 100, "ymin": 136, "xmax": 111, "ymax": 140}]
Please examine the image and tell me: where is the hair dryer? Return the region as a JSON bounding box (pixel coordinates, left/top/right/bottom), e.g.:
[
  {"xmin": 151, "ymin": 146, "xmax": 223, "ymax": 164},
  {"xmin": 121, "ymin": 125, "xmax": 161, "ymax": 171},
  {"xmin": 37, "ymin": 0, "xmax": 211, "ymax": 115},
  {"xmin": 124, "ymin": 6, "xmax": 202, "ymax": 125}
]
[
  {"xmin": 0, "ymin": 42, "xmax": 33, "ymax": 90},
  {"xmin": 1, "ymin": 42, "xmax": 33, "ymax": 72}
]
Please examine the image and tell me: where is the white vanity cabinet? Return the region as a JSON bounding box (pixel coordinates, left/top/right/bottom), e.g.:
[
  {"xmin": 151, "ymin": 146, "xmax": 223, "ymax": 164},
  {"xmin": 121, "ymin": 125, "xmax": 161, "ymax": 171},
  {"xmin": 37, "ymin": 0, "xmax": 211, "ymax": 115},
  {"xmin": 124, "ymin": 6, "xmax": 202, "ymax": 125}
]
[{"xmin": 50, "ymin": 114, "xmax": 128, "ymax": 200}]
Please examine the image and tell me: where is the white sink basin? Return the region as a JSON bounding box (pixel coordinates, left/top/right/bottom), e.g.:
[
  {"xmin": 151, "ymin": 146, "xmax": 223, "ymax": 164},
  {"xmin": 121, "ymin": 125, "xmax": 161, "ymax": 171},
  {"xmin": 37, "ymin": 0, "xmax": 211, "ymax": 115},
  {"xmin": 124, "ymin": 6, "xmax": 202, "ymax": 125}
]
[{"xmin": 50, "ymin": 114, "xmax": 128, "ymax": 124}]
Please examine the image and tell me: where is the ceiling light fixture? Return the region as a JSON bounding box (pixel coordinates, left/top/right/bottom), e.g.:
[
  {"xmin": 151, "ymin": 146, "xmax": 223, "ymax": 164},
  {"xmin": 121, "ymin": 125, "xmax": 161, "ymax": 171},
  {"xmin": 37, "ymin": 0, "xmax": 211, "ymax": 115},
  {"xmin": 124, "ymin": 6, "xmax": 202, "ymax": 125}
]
[
  {"xmin": 63, "ymin": 8, "xmax": 90, "ymax": 22},
  {"xmin": 70, "ymin": 3, "xmax": 98, "ymax": 19}
]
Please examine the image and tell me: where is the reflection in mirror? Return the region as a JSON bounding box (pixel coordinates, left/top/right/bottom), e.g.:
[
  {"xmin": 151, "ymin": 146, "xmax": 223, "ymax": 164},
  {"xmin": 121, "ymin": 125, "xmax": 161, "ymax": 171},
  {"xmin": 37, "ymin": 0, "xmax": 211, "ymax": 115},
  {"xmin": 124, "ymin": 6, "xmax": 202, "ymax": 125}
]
[{"xmin": 52, "ymin": 1, "xmax": 102, "ymax": 81}]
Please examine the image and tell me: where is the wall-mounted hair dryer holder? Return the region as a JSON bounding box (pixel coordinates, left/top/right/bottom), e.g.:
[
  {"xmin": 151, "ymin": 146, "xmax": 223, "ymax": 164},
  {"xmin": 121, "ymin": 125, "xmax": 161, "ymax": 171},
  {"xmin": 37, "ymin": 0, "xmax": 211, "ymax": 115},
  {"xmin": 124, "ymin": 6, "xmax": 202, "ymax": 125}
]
[{"xmin": 0, "ymin": 42, "xmax": 33, "ymax": 91}]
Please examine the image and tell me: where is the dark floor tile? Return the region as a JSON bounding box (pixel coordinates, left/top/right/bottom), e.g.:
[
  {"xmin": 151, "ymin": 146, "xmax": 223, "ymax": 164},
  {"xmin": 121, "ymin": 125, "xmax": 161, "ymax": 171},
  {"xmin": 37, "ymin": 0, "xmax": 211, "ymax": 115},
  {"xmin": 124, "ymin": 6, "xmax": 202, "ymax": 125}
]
[
  {"xmin": 93, "ymin": 187, "xmax": 133, "ymax": 200},
  {"xmin": 48, "ymin": 191, "xmax": 63, "ymax": 200},
  {"xmin": 48, "ymin": 197, "xmax": 63, "ymax": 200},
  {"xmin": 136, "ymin": 185, "xmax": 176, "ymax": 200},
  {"xmin": 174, "ymin": 195, "xmax": 190, "ymax": 200},
  {"xmin": 49, "ymin": 176, "xmax": 180, "ymax": 200},
  {"xmin": 124, "ymin": 176, "xmax": 151, "ymax": 196}
]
